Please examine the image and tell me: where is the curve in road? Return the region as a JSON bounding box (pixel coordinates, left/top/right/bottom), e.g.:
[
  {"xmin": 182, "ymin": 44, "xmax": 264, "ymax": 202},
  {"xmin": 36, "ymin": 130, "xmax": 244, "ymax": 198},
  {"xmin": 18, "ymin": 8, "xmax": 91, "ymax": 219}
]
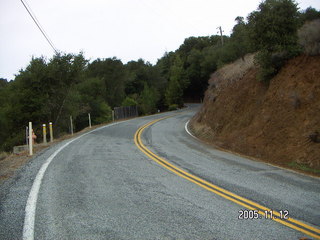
[
  {"xmin": 1, "ymin": 106, "xmax": 319, "ymax": 240},
  {"xmin": 134, "ymin": 114, "xmax": 320, "ymax": 239},
  {"xmin": 22, "ymin": 121, "xmax": 127, "ymax": 240}
]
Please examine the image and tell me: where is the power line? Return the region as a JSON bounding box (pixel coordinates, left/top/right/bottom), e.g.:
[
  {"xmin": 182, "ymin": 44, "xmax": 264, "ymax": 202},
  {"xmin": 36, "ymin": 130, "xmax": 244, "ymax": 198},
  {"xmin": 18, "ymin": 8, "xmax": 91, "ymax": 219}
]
[
  {"xmin": 23, "ymin": 0, "xmax": 54, "ymax": 46},
  {"xmin": 20, "ymin": 0, "xmax": 58, "ymax": 54},
  {"xmin": 20, "ymin": 0, "xmax": 58, "ymax": 53}
]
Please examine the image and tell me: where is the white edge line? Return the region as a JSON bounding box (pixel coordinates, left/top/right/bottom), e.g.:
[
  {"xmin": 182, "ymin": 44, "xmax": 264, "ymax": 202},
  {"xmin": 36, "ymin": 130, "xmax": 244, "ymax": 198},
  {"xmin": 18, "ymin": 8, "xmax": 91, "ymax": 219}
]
[
  {"xmin": 185, "ymin": 120, "xmax": 198, "ymax": 140},
  {"xmin": 184, "ymin": 120, "xmax": 319, "ymax": 180},
  {"xmin": 22, "ymin": 121, "xmax": 125, "ymax": 240}
]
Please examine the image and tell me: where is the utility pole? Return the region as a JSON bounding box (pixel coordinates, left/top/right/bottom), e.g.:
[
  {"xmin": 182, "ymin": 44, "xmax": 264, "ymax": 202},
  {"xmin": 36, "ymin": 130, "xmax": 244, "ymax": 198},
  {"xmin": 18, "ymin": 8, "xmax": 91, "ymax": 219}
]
[{"xmin": 217, "ymin": 26, "xmax": 224, "ymax": 46}]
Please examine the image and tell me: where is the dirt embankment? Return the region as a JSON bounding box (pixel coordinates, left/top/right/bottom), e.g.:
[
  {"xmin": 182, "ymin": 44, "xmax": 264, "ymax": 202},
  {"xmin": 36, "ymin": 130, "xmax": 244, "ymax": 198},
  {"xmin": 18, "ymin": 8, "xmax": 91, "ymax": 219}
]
[{"xmin": 190, "ymin": 54, "xmax": 320, "ymax": 175}]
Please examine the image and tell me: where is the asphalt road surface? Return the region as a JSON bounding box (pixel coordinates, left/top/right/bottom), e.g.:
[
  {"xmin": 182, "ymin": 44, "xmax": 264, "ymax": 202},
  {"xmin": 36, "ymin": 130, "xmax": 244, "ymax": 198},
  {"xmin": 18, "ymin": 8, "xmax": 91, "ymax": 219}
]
[{"xmin": 1, "ymin": 105, "xmax": 319, "ymax": 239}]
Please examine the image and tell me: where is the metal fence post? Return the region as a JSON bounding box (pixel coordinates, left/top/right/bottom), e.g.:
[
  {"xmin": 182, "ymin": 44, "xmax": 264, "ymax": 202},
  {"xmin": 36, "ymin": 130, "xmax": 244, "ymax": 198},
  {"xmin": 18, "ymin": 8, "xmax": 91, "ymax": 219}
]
[
  {"xmin": 42, "ymin": 124, "xmax": 47, "ymax": 144},
  {"xmin": 49, "ymin": 122, "xmax": 53, "ymax": 142}
]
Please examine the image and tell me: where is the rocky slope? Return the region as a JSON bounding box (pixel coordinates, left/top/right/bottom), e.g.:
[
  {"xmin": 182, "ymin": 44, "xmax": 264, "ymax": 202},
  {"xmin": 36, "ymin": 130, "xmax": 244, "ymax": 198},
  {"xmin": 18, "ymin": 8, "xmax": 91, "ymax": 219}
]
[{"xmin": 190, "ymin": 54, "xmax": 320, "ymax": 174}]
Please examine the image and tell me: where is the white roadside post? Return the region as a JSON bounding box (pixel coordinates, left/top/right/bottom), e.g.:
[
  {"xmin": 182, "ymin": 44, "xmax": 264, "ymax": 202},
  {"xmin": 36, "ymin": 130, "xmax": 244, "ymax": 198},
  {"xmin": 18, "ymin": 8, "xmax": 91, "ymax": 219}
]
[
  {"xmin": 112, "ymin": 110, "xmax": 115, "ymax": 122},
  {"xmin": 49, "ymin": 122, "xmax": 53, "ymax": 142},
  {"xmin": 88, "ymin": 113, "xmax": 92, "ymax": 128},
  {"xmin": 28, "ymin": 122, "xmax": 33, "ymax": 156},
  {"xmin": 42, "ymin": 124, "xmax": 47, "ymax": 144}
]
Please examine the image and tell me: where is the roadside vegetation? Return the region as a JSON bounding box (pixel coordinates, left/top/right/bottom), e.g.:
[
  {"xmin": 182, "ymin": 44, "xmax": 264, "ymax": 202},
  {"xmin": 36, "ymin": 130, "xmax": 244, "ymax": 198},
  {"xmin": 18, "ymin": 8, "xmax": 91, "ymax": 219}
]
[
  {"xmin": 190, "ymin": 1, "xmax": 320, "ymax": 174},
  {"xmin": 0, "ymin": 0, "xmax": 319, "ymax": 153}
]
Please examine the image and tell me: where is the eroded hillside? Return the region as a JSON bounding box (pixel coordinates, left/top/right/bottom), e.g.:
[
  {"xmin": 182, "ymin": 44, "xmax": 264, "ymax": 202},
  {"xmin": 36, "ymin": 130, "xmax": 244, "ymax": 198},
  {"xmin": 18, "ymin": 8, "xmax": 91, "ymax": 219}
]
[{"xmin": 190, "ymin": 54, "xmax": 320, "ymax": 174}]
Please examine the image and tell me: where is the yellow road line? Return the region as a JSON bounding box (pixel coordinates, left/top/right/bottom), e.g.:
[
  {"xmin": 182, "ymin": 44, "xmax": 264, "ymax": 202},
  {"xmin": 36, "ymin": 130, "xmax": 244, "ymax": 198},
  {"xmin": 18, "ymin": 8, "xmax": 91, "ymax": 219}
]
[{"xmin": 134, "ymin": 117, "xmax": 320, "ymax": 239}]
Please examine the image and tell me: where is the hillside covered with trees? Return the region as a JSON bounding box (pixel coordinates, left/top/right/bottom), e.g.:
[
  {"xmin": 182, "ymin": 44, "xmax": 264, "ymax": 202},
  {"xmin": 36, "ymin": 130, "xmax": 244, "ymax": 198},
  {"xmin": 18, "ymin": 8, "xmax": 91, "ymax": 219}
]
[{"xmin": 1, "ymin": 0, "xmax": 319, "ymax": 152}]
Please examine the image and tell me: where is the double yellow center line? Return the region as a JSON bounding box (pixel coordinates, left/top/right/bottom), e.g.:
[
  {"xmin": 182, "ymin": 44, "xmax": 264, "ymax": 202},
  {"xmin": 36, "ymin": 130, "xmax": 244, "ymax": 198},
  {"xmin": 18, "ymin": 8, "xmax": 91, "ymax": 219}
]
[{"xmin": 134, "ymin": 116, "xmax": 320, "ymax": 239}]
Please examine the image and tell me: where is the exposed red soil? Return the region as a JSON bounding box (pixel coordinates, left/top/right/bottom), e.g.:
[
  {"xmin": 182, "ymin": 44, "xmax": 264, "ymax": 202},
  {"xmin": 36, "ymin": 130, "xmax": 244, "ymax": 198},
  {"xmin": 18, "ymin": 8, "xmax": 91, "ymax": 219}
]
[{"xmin": 190, "ymin": 55, "xmax": 320, "ymax": 176}]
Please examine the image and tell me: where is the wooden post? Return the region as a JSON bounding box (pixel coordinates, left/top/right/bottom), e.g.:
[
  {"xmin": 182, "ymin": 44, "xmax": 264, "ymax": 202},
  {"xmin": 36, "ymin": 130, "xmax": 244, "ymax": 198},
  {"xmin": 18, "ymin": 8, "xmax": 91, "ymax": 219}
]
[
  {"xmin": 28, "ymin": 122, "xmax": 33, "ymax": 156},
  {"xmin": 88, "ymin": 113, "xmax": 92, "ymax": 128}
]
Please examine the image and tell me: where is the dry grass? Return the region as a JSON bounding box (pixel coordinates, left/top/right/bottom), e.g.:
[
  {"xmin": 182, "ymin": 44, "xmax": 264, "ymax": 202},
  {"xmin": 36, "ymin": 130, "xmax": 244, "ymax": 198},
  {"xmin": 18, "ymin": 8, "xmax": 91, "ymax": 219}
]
[
  {"xmin": 0, "ymin": 117, "xmax": 141, "ymax": 184},
  {"xmin": 191, "ymin": 54, "xmax": 320, "ymax": 176},
  {"xmin": 0, "ymin": 123, "xmax": 108, "ymax": 184},
  {"xmin": 0, "ymin": 152, "xmax": 9, "ymax": 161},
  {"xmin": 208, "ymin": 53, "xmax": 255, "ymax": 91},
  {"xmin": 298, "ymin": 19, "xmax": 320, "ymax": 56}
]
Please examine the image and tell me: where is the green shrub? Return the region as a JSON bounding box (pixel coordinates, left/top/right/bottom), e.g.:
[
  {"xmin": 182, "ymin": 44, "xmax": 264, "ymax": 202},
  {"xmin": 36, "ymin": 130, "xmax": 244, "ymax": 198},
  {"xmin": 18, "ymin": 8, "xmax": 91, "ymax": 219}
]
[
  {"xmin": 1, "ymin": 131, "xmax": 25, "ymax": 152},
  {"xmin": 168, "ymin": 104, "xmax": 179, "ymax": 111},
  {"xmin": 255, "ymin": 47, "xmax": 301, "ymax": 83},
  {"xmin": 121, "ymin": 97, "xmax": 137, "ymax": 107},
  {"xmin": 255, "ymin": 51, "xmax": 284, "ymax": 82},
  {"xmin": 95, "ymin": 101, "xmax": 112, "ymax": 124}
]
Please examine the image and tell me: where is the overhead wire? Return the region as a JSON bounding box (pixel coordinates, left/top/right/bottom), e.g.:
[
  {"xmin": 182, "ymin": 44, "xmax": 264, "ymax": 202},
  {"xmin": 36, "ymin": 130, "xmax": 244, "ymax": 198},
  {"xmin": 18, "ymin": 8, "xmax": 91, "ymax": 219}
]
[
  {"xmin": 23, "ymin": 0, "xmax": 56, "ymax": 48},
  {"xmin": 20, "ymin": 0, "xmax": 58, "ymax": 54}
]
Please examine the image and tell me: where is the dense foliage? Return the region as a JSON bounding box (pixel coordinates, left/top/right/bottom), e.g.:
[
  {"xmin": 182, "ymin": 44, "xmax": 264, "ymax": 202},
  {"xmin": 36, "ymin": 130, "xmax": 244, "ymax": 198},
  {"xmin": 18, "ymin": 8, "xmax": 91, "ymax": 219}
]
[{"xmin": 0, "ymin": 0, "xmax": 319, "ymax": 151}]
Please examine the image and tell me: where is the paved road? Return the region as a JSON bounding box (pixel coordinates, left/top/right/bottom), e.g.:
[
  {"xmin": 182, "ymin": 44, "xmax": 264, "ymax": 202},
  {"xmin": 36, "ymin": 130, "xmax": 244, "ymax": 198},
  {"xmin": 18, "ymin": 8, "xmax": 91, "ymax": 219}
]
[{"xmin": 0, "ymin": 105, "xmax": 319, "ymax": 239}]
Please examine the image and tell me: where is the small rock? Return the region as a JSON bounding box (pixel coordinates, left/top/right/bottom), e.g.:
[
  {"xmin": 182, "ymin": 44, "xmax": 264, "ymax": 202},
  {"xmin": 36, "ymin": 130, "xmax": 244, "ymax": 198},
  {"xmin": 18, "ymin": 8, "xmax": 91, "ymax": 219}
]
[{"xmin": 308, "ymin": 131, "xmax": 320, "ymax": 143}]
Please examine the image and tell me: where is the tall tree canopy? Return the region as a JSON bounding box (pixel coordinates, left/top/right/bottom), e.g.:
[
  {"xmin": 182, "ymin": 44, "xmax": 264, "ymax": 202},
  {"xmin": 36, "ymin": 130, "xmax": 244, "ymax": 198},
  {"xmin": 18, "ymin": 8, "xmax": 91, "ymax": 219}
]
[{"xmin": 248, "ymin": 0, "xmax": 300, "ymax": 52}]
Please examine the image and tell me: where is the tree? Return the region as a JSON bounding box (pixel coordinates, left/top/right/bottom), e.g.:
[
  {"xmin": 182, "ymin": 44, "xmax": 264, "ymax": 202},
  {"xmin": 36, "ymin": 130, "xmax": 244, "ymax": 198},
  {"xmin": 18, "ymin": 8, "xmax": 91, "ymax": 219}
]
[
  {"xmin": 170, "ymin": 55, "xmax": 188, "ymax": 90},
  {"xmin": 163, "ymin": 55, "xmax": 186, "ymax": 106},
  {"xmin": 45, "ymin": 53, "xmax": 88, "ymax": 127},
  {"xmin": 122, "ymin": 97, "xmax": 137, "ymax": 107},
  {"xmin": 139, "ymin": 83, "xmax": 159, "ymax": 114},
  {"xmin": 230, "ymin": 16, "xmax": 253, "ymax": 59},
  {"xmin": 1, "ymin": 53, "xmax": 89, "ymax": 150},
  {"xmin": 156, "ymin": 52, "xmax": 175, "ymax": 81},
  {"xmin": 0, "ymin": 78, "xmax": 8, "ymax": 88},
  {"xmin": 248, "ymin": 0, "xmax": 300, "ymax": 52},
  {"xmin": 247, "ymin": 0, "xmax": 301, "ymax": 81},
  {"xmin": 0, "ymin": 80, "xmax": 11, "ymax": 151},
  {"xmin": 299, "ymin": 7, "xmax": 320, "ymax": 25},
  {"xmin": 165, "ymin": 77, "xmax": 183, "ymax": 107},
  {"xmin": 184, "ymin": 49, "xmax": 207, "ymax": 100},
  {"xmin": 87, "ymin": 57, "xmax": 127, "ymax": 107},
  {"xmin": 125, "ymin": 59, "xmax": 149, "ymax": 95}
]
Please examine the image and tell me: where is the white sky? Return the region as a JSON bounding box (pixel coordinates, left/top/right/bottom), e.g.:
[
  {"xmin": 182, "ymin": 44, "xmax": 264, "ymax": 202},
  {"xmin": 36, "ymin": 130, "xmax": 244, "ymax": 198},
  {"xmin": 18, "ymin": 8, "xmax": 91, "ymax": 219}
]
[{"xmin": 1, "ymin": 0, "xmax": 319, "ymax": 80}]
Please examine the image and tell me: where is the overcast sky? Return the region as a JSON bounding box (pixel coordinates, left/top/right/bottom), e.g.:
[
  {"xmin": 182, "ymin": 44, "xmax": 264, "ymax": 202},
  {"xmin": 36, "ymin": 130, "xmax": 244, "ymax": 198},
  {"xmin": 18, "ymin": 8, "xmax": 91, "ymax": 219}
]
[{"xmin": 1, "ymin": 0, "xmax": 319, "ymax": 80}]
